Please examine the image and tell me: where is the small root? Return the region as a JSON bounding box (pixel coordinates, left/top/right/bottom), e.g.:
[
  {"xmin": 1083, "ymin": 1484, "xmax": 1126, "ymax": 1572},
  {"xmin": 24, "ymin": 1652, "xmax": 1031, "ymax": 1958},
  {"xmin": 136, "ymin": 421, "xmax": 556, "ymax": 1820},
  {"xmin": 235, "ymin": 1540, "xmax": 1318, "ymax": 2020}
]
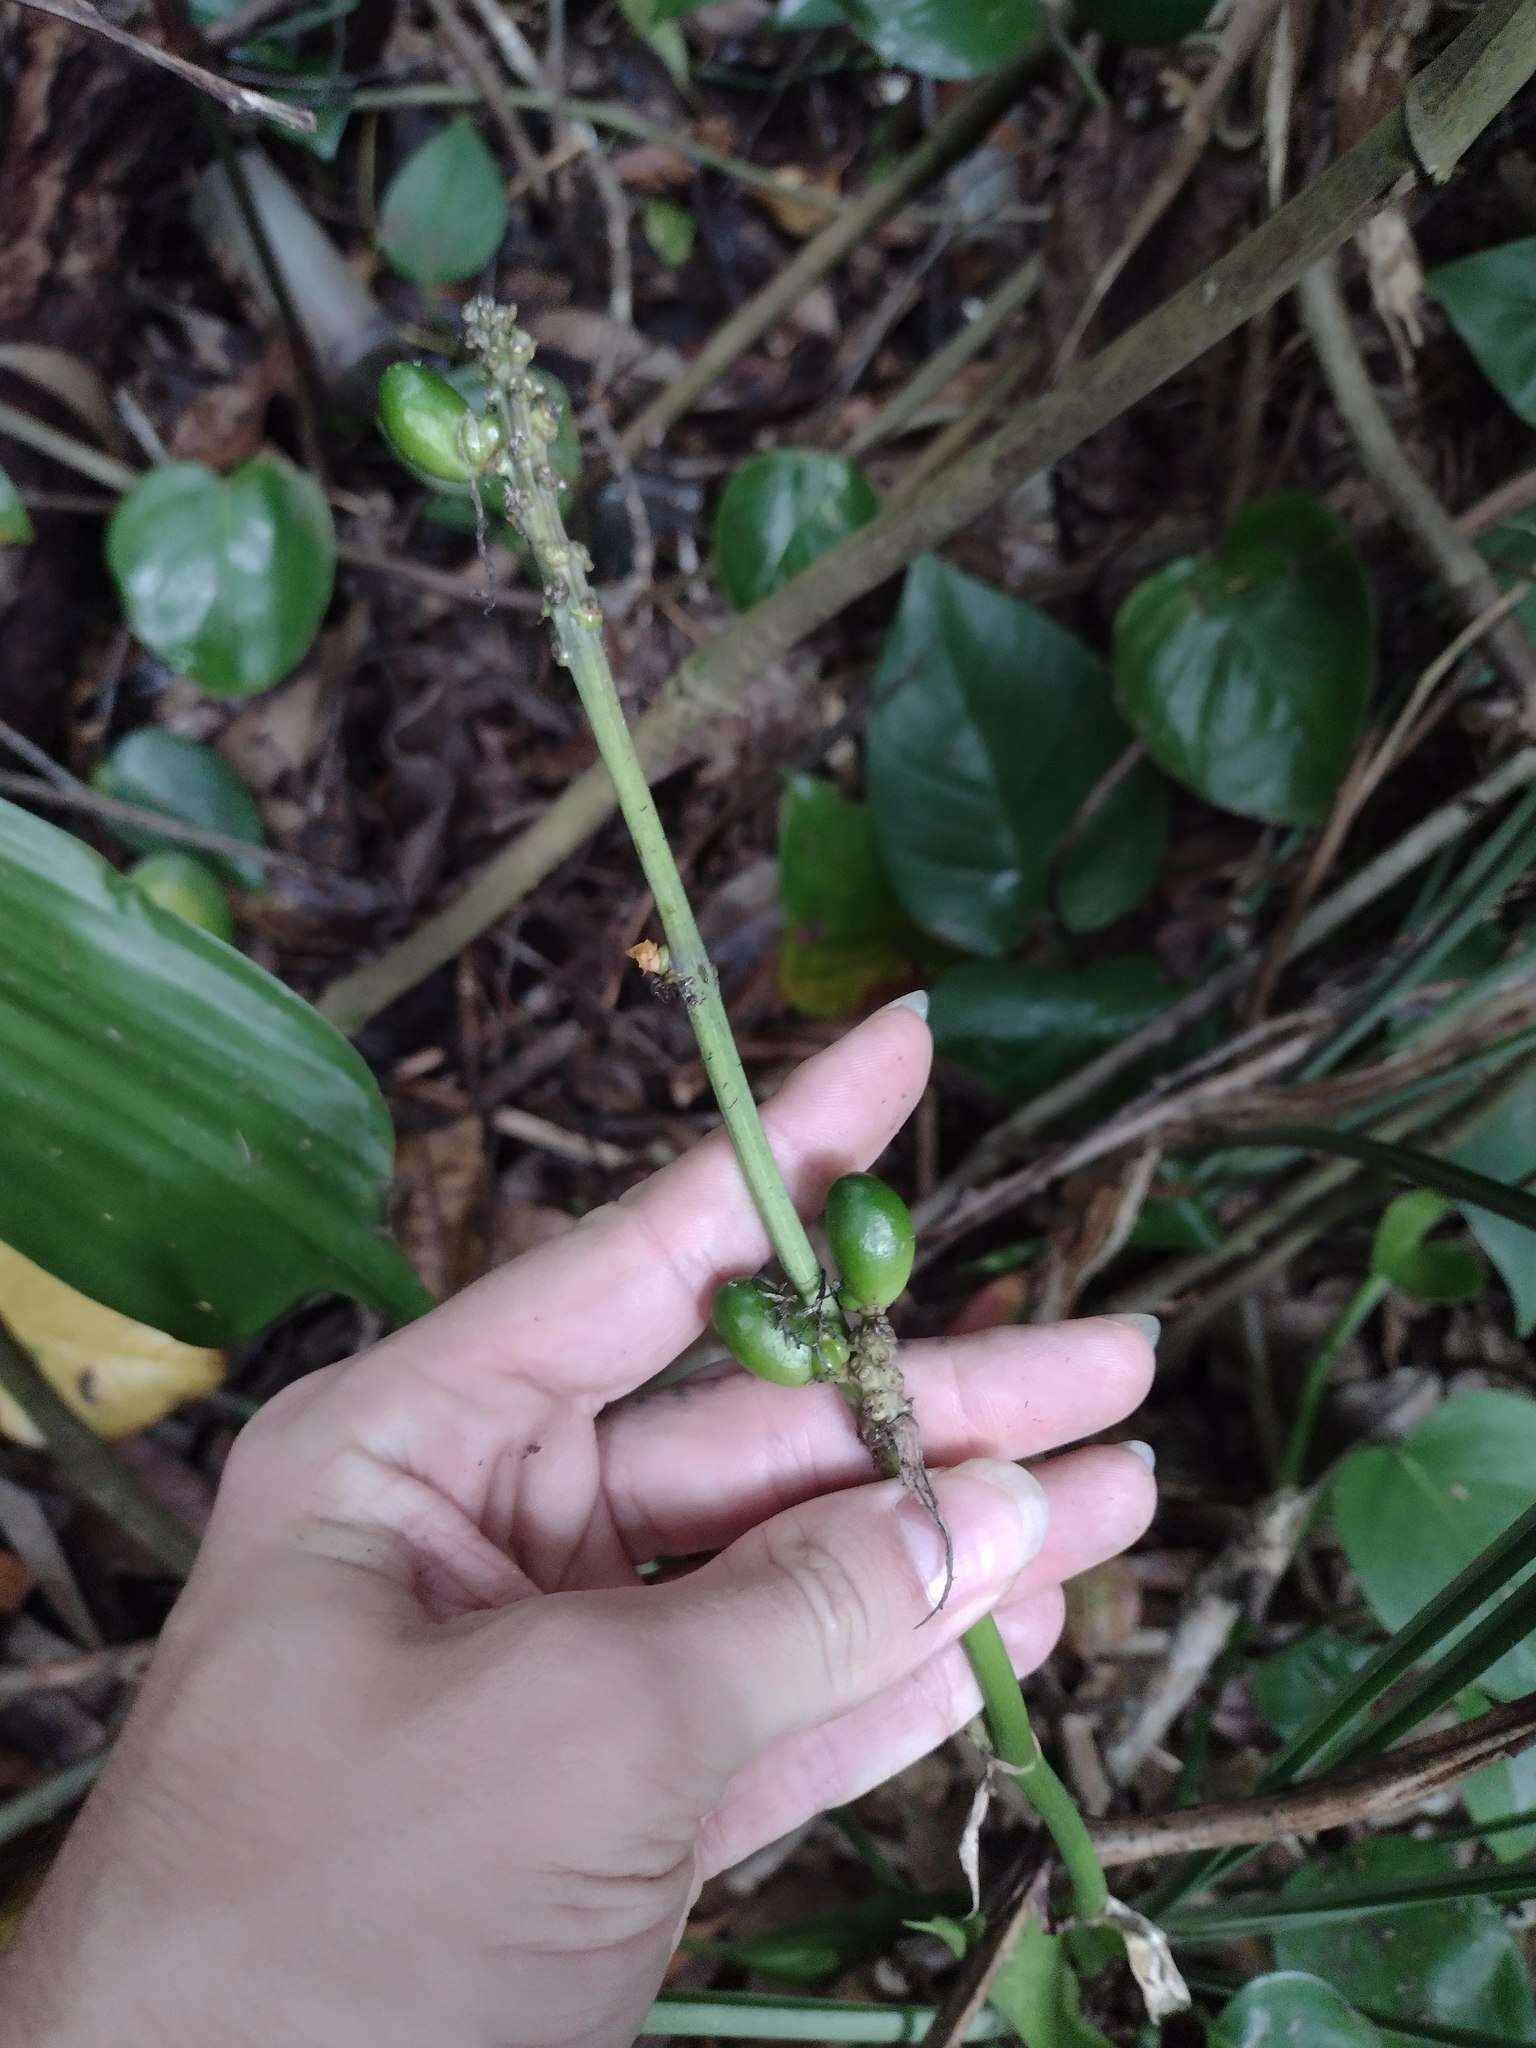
[{"xmin": 848, "ymin": 1315, "xmax": 954, "ymax": 1618}]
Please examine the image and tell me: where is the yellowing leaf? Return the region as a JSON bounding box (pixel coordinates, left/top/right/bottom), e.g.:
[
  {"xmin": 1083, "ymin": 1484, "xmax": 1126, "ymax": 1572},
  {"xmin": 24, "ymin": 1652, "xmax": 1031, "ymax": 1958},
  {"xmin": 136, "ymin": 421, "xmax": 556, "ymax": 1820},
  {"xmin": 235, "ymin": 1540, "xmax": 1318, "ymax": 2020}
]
[{"xmin": 0, "ymin": 1241, "xmax": 223, "ymax": 1445}]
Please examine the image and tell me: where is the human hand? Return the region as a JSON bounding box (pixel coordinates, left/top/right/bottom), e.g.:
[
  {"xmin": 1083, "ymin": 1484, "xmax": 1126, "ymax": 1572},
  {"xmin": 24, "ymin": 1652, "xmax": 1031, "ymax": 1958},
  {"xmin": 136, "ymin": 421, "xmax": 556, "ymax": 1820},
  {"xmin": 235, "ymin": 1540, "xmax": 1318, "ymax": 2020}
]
[{"xmin": 2, "ymin": 1002, "xmax": 1156, "ymax": 2048}]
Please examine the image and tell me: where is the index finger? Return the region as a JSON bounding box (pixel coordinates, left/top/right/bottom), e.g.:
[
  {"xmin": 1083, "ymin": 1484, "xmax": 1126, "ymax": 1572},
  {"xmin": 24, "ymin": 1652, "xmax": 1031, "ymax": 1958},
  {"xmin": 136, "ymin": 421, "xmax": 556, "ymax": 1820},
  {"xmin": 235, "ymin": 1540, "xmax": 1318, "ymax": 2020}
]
[{"xmin": 373, "ymin": 999, "xmax": 932, "ymax": 1402}]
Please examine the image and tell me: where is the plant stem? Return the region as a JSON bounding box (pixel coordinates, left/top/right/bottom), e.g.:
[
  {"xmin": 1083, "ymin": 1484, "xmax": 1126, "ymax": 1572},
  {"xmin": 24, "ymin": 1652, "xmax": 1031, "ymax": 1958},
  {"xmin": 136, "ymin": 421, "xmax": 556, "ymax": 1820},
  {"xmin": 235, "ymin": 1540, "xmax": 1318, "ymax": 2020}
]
[
  {"xmin": 472, "ymin": 304, "xmax": 1107, "ymax": 1923},
  {"xmin": 963, "ymin": 1611, "xmax": 1109, "ymax": 1920},
  {"xmin": 1275, "ymin": 1272, "xmax": 1387, "ymax": 1489},
  {"xmin": 482, "ymin": 317, "xmax": 820, "ymax": 1304}
]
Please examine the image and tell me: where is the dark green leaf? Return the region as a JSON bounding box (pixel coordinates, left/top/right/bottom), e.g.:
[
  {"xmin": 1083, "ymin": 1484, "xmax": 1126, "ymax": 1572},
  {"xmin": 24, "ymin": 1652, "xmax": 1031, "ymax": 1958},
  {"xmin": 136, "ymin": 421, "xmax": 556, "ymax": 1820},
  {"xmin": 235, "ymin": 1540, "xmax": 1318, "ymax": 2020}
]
[
  {"xmin": 642, "ymin": 196, "xmax": 696, "ymax": 266},
  {"xmin": 1055, "ymin": 754, "xmax": 1170, "ymax": 933},
  {"xmin": 91, "ymin": 729, "xmax": 266, "ymax": 889},
  {"xmin": 1113, "ymin": 494, "xmax": 1373, "ymax": 825},
  {"xmin": 1451, "ymin": 1065, "xmax": 1536, "ymax": 1336},
  {"xmin": 1459, "ymin": 1689, "xmax": 1536, "ymax": 1863},
  {"xmin": 1429, "ymin": 240, "xmax": 1536, "ymax": 426},
  {"xmin": 715, "ymin": 452, "xmax": 877, "ymax": 613},
  {"xmin": 0, "ymin": 462, "xmax": 32, "ymax": 545},
  {"xmin": 1331, "ymin": 1390, "xmax": 1536, "ymax": 1702},
  {"xmin": 840, "ymin": 0, "xmax": 1039, "ymax": 77},
  {"xmin": 776, "ymin": 0, "xmax": 848, "ymax": 23},
  {"xmin": 777, "ymin": 775, "xmax": 910, "ymax": 1017},
  {"xmin": 930, "ymin": 956, "xmax": 1180, "ymax": 1105},
  {"xmin": 1273, "ymin": 1836, "xmax": 1536, "ymax": 2036},
  {"xmin": 1210, "ymin": 1974, "xmax": 1381, "ymax": 2048},
  {"xmin": 1073, "ymin": 0, "xmax": 1214, "ymax": 43},
  {"xmin": 1250, "ymin": 1629, "xmax": 1377, "ymax": 1743},
  {"xmin": 0, "ymin": 798, "xmax": 429, "ymax": 1345},
  {"xmin": 868, "ymin": 556, "xmax": 1144, "ymax": 954},
  {"xmin": 1222, "ymin": 1125, "xmax": 1536, "ymax": 1240},
  {"xmin": 1477, "ymin": 514, "xmax": 1536, "ymax": 641},
  {"xmin": 688, "ymin": 1891, "xmax": 951, "ymax": 1987},
  {"xmin": 1171, "ymin": 1858, "xmax": 1536, "ymax": 1941},
  {"xmin": 986, "ymin": 1917, "xmax": 1113, "ymax": 2047},
  {"xmin": 106, "ymin": 459, "xmax": 335, "ymax": 698},
  {"xmin": 379, "ymin": 118, "xmax": 508, "ymax": 286},
  {"xmin": 1370, "ymin": 1189, "xmax": 1484, "ymax": 1304}
]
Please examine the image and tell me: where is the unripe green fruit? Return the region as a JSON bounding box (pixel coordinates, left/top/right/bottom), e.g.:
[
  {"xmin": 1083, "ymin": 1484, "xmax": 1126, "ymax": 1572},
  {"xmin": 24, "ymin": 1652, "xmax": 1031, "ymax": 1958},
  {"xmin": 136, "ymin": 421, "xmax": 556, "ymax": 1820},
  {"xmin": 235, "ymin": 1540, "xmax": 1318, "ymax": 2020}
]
[
  {"xmin": 825, "ymin": 1172, "xmax": 915, "ymax": 1313},
  {"xmin": 126, "ymin": 851, "xmax": 235, "ymax": 942},
  {"xmin": 377, "ymin": 361, "xmax": 503, "ymax": 490},
  {"xmin": 712, "ymin": 1278, "xmax": 851, "ymax": 1386},
  {"xmin": 713, "ymin": 1277, "xmax": 815, "ymax": 1386}
]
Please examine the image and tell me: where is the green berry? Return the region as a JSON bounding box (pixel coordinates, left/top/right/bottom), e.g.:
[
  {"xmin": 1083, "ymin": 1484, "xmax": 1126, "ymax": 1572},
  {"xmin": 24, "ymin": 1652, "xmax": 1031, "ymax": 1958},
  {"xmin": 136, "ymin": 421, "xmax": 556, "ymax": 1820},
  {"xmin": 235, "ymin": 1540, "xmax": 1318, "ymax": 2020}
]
[
  {"xmin": 377, "ymin": 361, "xmax": 502, "ymax": 491},
  {"xmin": 825, "ymin": 1172, "xmax": 915, "ymax": 1313},
  {"xmin": 126, "ymin": 852, "xmax": 235, "ymax": 942},
  {"xmin": 712, "ymin": 1277, "xmax": 851, "ymax": 1386}
]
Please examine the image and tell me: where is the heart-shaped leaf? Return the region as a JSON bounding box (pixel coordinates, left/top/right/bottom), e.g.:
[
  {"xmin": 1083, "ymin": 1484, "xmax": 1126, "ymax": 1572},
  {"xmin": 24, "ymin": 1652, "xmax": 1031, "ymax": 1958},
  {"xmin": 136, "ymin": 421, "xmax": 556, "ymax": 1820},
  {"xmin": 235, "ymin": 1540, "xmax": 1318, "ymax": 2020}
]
[
  {"xmin": 1114, "ymin": 494, "xmax": 1373, "ymax": 825},
  {"xmin": 0, "ymin": 1238, "xmax": 222, "ymax": 1446},
  {"xmin": 0, "ymin": 463, "xmax": 32, "ymax": 545},
  {"xmin": 1331, "ymin": 1389, "xmax": 1536, "ymax": 1701},
  {"xmin": 1370, "ymin": 1188, "xmax": 1484, "ymax": 1303},
  {"xmin": 841, "ymin": 0, "xmax": 1039, "ymax": 77},
  {"xmin": 869, "ymin": 556, "xmax": 1161, "ymax": 954},
  {"xmin": 1273, "ymin": 1835, "xmax": 1536, "ymax": 2035},
  {"xmin": 1430, "ymin": 239, "xmax": 1536, "ymax": 425},
  {"xmin": 379, "ymin": 118, "xmax": 508, "ymax": 285},
  {"xmin": 107, "ymin": 458, "xmax": 335, "ymax": 698},
  {"xmin": 92, "ymin": 728, "xmax": 266, "ymax": 888},
  {"xmin": 1055, "ymin": 753, "xmax": 1170, "ymax": 934},
  {"xmin": 777, "ymin": 775, "xmax": 911, "ymax": 1017},
  {"xmin": 0, "ymin": 798, "xmax": 430, "ymax": 1344},
  {"xmin": 715, "ymin": 452, "xmax": 878, "ymax": 612},
  {"xmin": 1210, "ymin": 1974, "xmax": 1381, "ymax": 2047},
  {"xmin": 1250, "ymin": 1629, "xmax": 1377, "ymax": 1742},
  {"xmin": 930, "ymin": 956, "xmax": 1180, "ymax": 1104}
]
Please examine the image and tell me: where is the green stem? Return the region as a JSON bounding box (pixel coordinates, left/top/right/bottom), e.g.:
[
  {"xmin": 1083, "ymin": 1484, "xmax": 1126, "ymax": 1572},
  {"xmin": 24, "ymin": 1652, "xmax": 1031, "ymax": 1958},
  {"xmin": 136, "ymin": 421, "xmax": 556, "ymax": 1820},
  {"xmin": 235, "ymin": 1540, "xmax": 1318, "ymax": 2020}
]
[
  {"xmin": 470, "ymin": 303, "xmax": 1107, "ymax": 1924},
  {"xmin": 1276, "ymin": 1272, "xmax": 1388, "ymax": 1489},
  {"xmin": 963, "ymin": 1611, "xmax": 1109, "ymax": 1920},
  {"xmin": 483, "ymin": 317, "xmax": 820, "ymax": 1303}
]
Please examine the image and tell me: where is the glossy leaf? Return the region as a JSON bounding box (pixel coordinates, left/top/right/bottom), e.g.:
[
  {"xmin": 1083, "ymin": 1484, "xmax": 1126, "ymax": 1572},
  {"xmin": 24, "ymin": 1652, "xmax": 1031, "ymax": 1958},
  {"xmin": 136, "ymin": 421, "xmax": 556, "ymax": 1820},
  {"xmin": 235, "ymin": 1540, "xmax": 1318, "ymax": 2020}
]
[
  {"xmin": 379, "ymin": 118, "xmax": 508, "ymax": 286},
  {"xmin": 930, "ymin": 956, "xmax": 1180, "ymax": 1105},
  {"xmin": 841, "ymin": 0, "xmax": 1039, "ymax": 78},
  {"xmin": 0, "ymin": 797, "xmax": 430, "ymax": 1345},
  {"xmin": 715, "ymin": 452, "xmax": 877, "ymax": 613},
  {"xmin": 1459, "ymin": 1688, "xmax": 1536, "ymax": 1862},
  {"xmin": 92, "ymin": 728, "xmax": 266, "ymax": 889},
  {"xmin": 107, "ymin": 458, "xmax": 335, "ymax": 698},
  {"xmin": 1273, "ymin": 1836, "xmax": 1536, "ymax": 2036},
  {"xmin": 1250, "ymin": 1629, "xmax": 1376, "ymax": 1742},
  {"xmin": 1430, "ymin": 239, "xmax": 1536, "ymax": 425},
  {"xmin": 1114, "ymin": 494, "xmax": 1373, "ymax": 825},
  {"xmin": 1055, "ymin": 754, "xmax": 1170, "ymax": 933},
  {"xmin": 0, "ymin": 463, "xmax": 32, "ymax": 545},
  {"xmin": 1073, "ymin": 0, "xmax": 1213, "ymax": 43},
  {"xmin": 1331, "ymin": 1390, "xmax": 1536, "ymax": 1701},
  {"xmin": 1452, "ymin": 1064, "xmax": 1536, "ymax": 1335},
  {"xmin": 1370, "ymin": 1188, "xmax": 1484, "ymax": 1304},
  {"xmin": 869, "ymin": 556, "xmax": 1154, "ymax": 954},
  {"xmin": 777, "ymin": 775, "xmax": 910, "ymax": 1017},
  {"xmin": 1209, "ymin": 1974, "xmax": 1381, "ymax": 2048},
  {"xmin": 0, "ymin": 1238, "xmax": 223, "ymax": 1447}
]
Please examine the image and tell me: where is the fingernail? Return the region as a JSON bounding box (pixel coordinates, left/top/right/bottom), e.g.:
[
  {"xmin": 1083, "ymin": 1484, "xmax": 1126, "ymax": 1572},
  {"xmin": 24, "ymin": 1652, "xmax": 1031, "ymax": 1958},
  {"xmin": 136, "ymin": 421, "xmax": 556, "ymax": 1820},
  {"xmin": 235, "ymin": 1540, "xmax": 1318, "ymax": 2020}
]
[
  {"xmin": 1119, "ymin": 1439, "xmax": 1156, "ymax": 1471},
  {"xmin": 903, "ymin": 1458, "xmax": 1049, "ymax": 1607},
  {"xmin": 1109, "ymin": 1312, "xmax": 1161, "ymax": 1348},
  {"xmin": 884, "ymin": 989, "xmax": 929, "ymax": 1021}
]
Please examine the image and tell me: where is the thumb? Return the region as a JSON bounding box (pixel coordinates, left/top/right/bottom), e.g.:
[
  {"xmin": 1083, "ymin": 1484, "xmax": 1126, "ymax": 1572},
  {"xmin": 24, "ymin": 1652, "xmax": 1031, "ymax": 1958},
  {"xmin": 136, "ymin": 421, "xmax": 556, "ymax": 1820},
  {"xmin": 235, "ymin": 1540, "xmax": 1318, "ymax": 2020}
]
[{"xmin": 653, "ymin": 1458, "xmax": 1050, "ymax": 1777}]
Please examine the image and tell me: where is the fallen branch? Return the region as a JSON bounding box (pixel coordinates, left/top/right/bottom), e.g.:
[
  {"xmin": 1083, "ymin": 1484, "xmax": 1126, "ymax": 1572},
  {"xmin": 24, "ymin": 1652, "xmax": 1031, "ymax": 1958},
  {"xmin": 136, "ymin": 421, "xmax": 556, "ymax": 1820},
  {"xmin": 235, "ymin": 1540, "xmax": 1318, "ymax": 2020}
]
[
  {"xmin": 8, "ymin": 0, "xmax": 317, "ymax": 132},
  {"xmin": 1092, "ymin": 1689, "xmax": 1536, "ymax": 1865},
  {"xmin": 316, "ymin": 0, "xmax": 1536, "ymax": 1034}
]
